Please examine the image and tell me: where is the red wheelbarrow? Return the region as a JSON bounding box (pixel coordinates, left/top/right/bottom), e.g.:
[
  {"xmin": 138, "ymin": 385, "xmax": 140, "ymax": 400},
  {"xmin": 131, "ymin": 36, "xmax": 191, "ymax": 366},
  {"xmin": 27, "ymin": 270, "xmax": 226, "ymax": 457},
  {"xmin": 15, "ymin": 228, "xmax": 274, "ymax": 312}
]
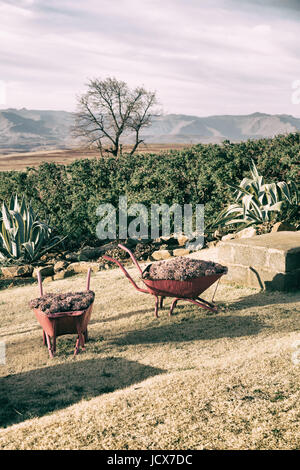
[
  {"xmin": 103, "ymin": 244, "xmax": 226, "ymax": 317},
  {"xmin": 30, "ymin": 268, "xmax": 94, "ymax": 358}
]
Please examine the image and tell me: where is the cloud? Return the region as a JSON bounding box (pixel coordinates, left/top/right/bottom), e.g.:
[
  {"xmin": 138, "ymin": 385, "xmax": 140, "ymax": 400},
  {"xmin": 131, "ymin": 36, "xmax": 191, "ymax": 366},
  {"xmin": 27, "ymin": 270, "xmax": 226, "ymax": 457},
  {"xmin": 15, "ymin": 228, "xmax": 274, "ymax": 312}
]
[
  {"xmin": 242, "ymin": 0, "xmax": 300, "ymax": 13},
  {"xmin": 0, "ymin": 0, "xmax": 299, "ymax": 116},
  {"xmin": 252, "ymin": 24, "xmax": 272, "ymax": 34}
]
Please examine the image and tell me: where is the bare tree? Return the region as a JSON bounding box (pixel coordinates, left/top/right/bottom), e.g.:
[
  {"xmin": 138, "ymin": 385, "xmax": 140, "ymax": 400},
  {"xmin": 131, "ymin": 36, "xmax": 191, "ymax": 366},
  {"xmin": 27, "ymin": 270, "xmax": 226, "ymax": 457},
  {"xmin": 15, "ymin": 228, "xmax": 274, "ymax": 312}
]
[
  {"xmin": 127, "ymin": 88, "xmax": 157, "ymax": 156},
  {"xmin": 73, "ymin": 77, "xmax": 159, "ymax": 157}
]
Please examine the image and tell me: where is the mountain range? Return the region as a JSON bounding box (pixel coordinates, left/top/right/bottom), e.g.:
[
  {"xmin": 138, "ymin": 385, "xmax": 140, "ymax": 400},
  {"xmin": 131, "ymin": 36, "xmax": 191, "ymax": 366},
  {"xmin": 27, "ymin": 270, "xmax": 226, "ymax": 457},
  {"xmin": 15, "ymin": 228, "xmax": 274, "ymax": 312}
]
[{"xmin": 1, "ymin": 108, "xmax": 300, "ymax": 153}]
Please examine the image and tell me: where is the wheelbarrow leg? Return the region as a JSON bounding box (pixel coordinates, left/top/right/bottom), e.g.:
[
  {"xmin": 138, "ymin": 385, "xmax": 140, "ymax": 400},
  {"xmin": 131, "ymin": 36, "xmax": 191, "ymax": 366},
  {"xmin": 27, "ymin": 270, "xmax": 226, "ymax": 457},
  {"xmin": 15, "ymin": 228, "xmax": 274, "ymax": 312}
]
[
  {"xmin": 52, "ymin": 322, "xmax": 57, "ymax": 354},
  {"xmin": 154, "ymin": 296, "xmax": 159, "ymax": 318},
  {"xmin": 169, "ymin": 297, "xmax": 218, "ymax": 316},
  {"xmin": 80, "ymin": 333, "xmax": 86, "ymax": 351},
  {"xmin": 45, "ymin": 333, "xmax": 54, "ymax": 358},
  {"xmin": 84, "ymin": 328, "xmax": 88, "ymax": 342},
  {"xmin": 169, "ymin": 298, "xmax": 179, "ymax": 316},
  {"xmin": 52, "ymin": 334, "xmax": 56, "ymax": 354},
  {"xmin": 196, "ymin": 296, "xmax": 218, "ymax": 312},
  {"xmin": 74, "ymin": 333, "xmax": 85, "ymax": 356},
  {"xmin": 74, "ymin": 317, "xmax": 86, "ymax": 356},
  {"xmin": 74, "ymin": 336, "xmax": 80, "ymax": 356},
  {"xmin": 185, "ymin": 297, "xmax": 218, "ymax": 313}
]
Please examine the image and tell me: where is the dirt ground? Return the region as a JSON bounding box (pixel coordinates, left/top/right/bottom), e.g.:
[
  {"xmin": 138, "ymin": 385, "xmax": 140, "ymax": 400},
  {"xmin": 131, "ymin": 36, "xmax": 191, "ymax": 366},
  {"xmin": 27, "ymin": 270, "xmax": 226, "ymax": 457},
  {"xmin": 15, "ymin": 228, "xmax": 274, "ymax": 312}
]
[{"xmin": 0, "ymin": 143, "xmax": 194, "ymax": 171}]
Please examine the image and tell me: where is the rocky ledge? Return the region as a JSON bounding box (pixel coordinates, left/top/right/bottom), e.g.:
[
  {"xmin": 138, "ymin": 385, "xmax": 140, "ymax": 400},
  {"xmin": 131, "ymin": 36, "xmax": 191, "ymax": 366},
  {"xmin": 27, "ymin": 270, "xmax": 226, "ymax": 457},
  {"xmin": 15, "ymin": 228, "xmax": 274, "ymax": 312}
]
[{"xmin": 0, "ymin": 235, "xmax": 196, "ymax": 287}]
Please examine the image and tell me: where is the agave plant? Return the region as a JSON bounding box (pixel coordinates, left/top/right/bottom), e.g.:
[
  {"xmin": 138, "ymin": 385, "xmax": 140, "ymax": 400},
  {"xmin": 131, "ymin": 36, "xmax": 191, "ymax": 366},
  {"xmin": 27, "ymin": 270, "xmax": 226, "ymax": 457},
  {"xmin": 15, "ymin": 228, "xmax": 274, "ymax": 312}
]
[
  {"xmin": 209, "ymin": 160, "xmax": 299, "ymax": 231},
  {"xmin": 0, "ymin": 194, "xmax": 66, "ymax": 262}
]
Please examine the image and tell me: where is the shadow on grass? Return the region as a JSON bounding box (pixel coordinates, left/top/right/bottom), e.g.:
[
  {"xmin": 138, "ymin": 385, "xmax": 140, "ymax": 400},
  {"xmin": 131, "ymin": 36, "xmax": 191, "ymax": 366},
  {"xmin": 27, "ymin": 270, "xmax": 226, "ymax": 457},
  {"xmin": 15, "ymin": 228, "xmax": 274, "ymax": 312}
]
[
  {"xmin": 0, "ymin": 278, "xmax": 35, "ymax": 291},
  {"xmin": 0, "ymin": 357, "xmax": 164, "ymax": 428},
  {"xmin": 230, "ymin": 289, "xmax": 300, "ymax": 310},
  {"xmin": 112, "ymin": 313, "xmax": 267, "ymax": 346}
]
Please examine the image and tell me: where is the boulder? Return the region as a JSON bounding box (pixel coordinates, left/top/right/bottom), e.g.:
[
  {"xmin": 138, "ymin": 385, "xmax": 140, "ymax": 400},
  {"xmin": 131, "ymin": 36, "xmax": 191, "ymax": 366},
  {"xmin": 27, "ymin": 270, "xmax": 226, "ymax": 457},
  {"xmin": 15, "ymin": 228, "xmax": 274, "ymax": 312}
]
[
  {"xmin": 235, "ymin": 227, "xmax": 257, "ymax": 239},
  {"xmin": 1, "ymin": 264, "xmax": 33, "ymax": 278},
  {"xmin": 176, "ymin": 235, "xmax": 189, "ymax": 246},
  {"xmin": 64, "ymin": 252, "xmax": 79, "ymax": 262},
  {"xmin": 66, "ymin": 262, "xmax": 100, "ymax": 274},
  {"xmin": 221, "ymin": 233, "xmax": 236, "ymax": 241},
  {"xmin": 271, "ymin": 222, "xmax": 297, "ymax": 233},
  {"xmin": 54, "ymin": 260, "xmax": 69, "ymax": 273},
  {"xmin": 160, "ymin": 235, "xmax": 173, "ymax": 242},
  {"xmin": 221, "ymin": 227, "xmax": 256, "ymax": 241},
  {"xmin": 206, "ymin": 240, "xmax": 219, "ymax": 248},
  {"xmin": 213, "ymin": 229, "xmax": 224, "ymax": 239},
  {"xmin": 98, "ymin": 241, "xmax": 119, "ymax": 251},
  {"xmin": 173, "ymin": 248, "xmax": 191, "ymax": 257},
  {"xmin": 39, "ymin": 253, "xmax": 59, "ymax": 264},
  {"xmin": 78, "ymin": 246, "xmax": 105, "ymax": 261},
  {"xmin": 53, "ymin": 270, "xmax": 69, "ymax": 281},
  {"xmin": 151, "ymin": 250, "xmax": 172, "ymax": 261},
  {"xmin": 33, "ymin": 265, "xmax": 54, "ymax": 278},
  {"xmin": 133, "ymin": 242, "xmax": 155, "ymax": 260},
  {"xmin": 154, "ymin": 236, "xmax": 176, "ymax": 247}
]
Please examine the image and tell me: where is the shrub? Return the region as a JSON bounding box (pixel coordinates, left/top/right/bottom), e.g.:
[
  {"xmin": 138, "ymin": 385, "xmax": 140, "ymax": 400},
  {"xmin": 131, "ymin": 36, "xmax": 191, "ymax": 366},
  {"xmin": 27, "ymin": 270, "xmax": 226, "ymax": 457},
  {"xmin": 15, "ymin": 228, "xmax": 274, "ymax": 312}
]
[
  {"xmin": 0, "ymin": 133, "xmax": 299, "ymax": 248},
  {"xmin": 209, "ymin": 160, "xmax": 299, "ymax": 231},
  {"xmin": 0, "ymin": 194, "xmax": 65, "ymax": 262}
]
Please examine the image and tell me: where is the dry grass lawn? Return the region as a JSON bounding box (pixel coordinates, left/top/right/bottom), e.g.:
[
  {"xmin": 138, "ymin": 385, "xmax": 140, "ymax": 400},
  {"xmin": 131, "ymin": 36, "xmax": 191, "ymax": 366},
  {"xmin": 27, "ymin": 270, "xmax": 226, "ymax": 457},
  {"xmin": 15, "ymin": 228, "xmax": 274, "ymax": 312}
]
[{"xmin": 0, "ymin": 263, "xmax": 299, "ymax": 450}]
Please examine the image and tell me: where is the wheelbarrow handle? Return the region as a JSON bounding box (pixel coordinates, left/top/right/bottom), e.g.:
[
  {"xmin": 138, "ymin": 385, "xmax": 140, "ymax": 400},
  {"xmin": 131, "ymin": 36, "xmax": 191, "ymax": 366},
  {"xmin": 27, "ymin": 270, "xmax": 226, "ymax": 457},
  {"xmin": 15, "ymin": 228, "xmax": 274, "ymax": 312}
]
[
  {"xmin": 102, "ymin": 251, "xmax": 148, "ymax": 294},
  {"xmin": 117, "ymin": 243, "xmax": 144, "ymax": 276},
  {"xmin": 36, "ymin": 268, "xmax": 92, "ymax": 296},
  {"xmin": 37, "ymin": 270, "xmax": 43, "ymax": 297},
  {"xmin": 86, "ymin": 267, "xmax": 92, "ymax": 291}
]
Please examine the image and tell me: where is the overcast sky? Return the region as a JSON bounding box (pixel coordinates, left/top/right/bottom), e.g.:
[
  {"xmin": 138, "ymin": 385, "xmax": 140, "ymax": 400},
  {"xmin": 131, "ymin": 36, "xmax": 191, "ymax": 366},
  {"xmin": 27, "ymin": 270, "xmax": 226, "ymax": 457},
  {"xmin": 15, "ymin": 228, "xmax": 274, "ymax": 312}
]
[{"xmin": 0, "ymin": 0, "xmax": 300, "ymax": 116}]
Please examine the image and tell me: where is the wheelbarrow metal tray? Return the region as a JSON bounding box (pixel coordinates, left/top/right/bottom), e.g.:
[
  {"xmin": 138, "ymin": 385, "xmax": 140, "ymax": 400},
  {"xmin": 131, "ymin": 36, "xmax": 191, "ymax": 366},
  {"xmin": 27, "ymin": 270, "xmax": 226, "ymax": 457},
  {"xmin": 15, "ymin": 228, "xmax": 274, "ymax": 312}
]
[
  {"xmin": 33, "ymin": 302, "xmax": 93, "ymax": 338},
  {"xmin": 103, "ymin": 244, "xmax": 226, "ymax": 317},
  {"xmin": 142, "ymin": 273, "xmax": 223, "ymax": 299}
]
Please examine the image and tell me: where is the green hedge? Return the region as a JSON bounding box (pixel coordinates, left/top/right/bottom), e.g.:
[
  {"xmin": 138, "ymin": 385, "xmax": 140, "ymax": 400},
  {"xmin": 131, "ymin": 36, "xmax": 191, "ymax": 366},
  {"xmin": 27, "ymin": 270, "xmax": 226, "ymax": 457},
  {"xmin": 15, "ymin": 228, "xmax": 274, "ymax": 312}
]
[{"xmin": 0, "ymin": 133, "xmax": 299, "ymax": 247}]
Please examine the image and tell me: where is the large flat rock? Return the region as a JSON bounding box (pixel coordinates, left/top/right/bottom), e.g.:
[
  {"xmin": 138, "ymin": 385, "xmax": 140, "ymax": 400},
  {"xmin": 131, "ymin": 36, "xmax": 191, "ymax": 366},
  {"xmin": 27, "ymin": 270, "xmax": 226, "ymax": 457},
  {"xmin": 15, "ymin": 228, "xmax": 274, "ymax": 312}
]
[
  {"xmin": 223, "ymin": 231, "xmax": 300, "ymax": 250},
  {"xmin": 217, "ymin": 231, "xmax": 300, "ymax": 291}
]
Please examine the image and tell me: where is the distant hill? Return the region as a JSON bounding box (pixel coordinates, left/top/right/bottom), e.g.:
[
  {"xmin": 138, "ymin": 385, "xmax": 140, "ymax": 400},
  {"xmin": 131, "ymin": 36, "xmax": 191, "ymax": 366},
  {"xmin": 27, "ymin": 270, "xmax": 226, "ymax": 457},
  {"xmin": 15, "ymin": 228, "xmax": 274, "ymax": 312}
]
[
  {"xmin": 140, "ymin": 112, "xmax": 300, "ymax": 144},
  {"xmin": 1, "ymin": 108, "xmax": 300, "ymax": 153},
  {"xmin": 0, "ymin": 108, "xmax": 76, "ymax": 153}
]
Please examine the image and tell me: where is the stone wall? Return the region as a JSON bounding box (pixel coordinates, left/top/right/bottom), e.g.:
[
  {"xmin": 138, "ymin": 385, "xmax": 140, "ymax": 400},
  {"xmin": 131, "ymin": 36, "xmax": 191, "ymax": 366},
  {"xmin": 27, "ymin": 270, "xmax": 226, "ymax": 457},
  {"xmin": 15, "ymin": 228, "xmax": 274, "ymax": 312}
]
[{"xmin": 217, "ymin": 231, "xmax": 300, "ymax": 291}]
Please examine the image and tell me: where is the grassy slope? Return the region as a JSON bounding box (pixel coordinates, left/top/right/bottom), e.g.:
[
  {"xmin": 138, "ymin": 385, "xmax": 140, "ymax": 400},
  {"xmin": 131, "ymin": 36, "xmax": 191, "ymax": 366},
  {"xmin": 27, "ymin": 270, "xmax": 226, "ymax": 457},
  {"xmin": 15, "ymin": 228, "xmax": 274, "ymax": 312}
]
[{"xmin": 0, "ymin": 264, "xmax": 299, "ymax": 450}]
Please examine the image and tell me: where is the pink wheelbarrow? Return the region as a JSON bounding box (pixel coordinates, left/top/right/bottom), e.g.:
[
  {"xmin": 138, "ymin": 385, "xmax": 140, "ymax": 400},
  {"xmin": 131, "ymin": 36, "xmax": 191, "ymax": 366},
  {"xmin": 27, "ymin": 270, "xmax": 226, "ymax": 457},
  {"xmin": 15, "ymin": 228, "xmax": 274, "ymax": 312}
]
[
  {"xmin": 103, "ymin": 244, "xmax": 225, "ymax": 317},
  {"xmin": 30, "ymin": 268, "xmax": 94, "ymax": 358}
]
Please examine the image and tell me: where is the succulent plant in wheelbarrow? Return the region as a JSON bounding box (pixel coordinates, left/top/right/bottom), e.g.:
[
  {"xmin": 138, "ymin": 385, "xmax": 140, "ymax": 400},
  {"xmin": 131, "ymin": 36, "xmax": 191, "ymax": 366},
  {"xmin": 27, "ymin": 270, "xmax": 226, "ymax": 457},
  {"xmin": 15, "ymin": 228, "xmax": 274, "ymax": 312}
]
[{"xmin": 0, "ymin": 194, "xmax": 66, "ymax": 263}]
